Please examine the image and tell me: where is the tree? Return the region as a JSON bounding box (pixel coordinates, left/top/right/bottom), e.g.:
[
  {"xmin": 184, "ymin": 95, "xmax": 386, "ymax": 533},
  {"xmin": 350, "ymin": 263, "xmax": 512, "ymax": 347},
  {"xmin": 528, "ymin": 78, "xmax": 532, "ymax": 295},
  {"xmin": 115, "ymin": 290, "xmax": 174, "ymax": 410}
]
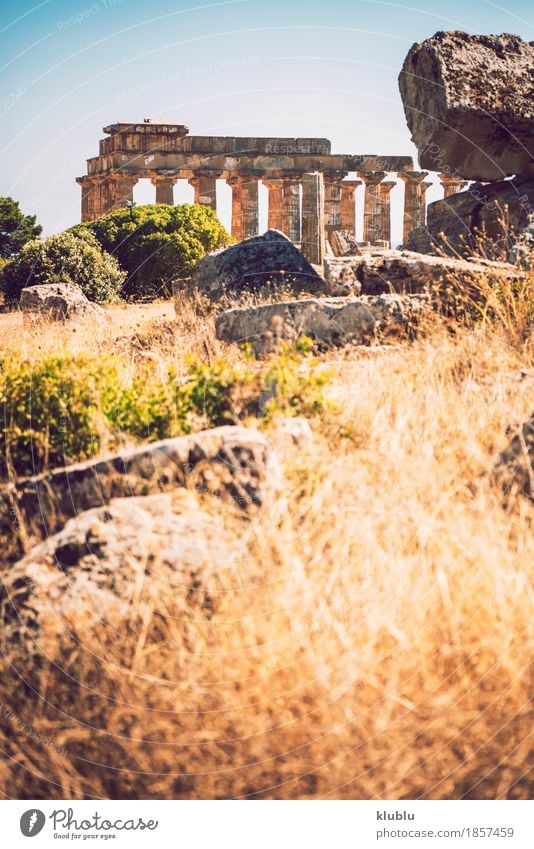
[
  {"xmin": 0, "ymin": 197, "xmax": 42, "ymax": 259},
  {"xmin": 1, "ymin": 230, "xmax": 125, "ymax": 304},
  {"xmin": 72, "ymin": 203, "xmax": 231, "ymax": 301}
]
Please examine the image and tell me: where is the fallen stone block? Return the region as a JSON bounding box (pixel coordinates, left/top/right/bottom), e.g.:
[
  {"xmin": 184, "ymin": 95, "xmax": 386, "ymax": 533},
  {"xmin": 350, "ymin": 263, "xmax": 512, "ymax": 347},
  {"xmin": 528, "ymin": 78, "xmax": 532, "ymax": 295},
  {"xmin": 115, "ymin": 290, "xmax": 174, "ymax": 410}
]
[
  {"xmin": 215, "ymin": 294, "xmax": 429, "ymax": 356},
  {"xmin": 0, "ymin": 426, "xmax": 283, "ymax": 565},
  {"xmin": 399, "ymin": 31, "xmax": 534, "ymax": 181},
  {"xmin": 175, "ymin": 229, "xmax": 326, "ymax": 302},
  {"xmin": 324, "ymin": 248, "xmax": 522, "ymax": 296},
  {"xmin": 409, "ymin": 179, "xmax": 534, "ymax": 260},
  {"xmin": 20, "ymin": 282, "xmax": 105, "ymax": 321},
  {"xmin": 0, "ymin": 491, "xmax": 249, "ymax": 681}
]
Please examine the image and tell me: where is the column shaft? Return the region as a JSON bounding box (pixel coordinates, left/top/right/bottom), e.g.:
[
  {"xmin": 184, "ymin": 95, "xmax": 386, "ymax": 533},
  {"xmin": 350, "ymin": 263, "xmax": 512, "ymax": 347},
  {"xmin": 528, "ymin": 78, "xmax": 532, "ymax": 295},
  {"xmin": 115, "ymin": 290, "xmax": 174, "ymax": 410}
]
[
  {"xmin": 340, "ymin": 181, "xmax": 360, "ymax": 234},
  {"xmin": 282, "ymin": 180, "xmax": 301, "ymax": 242},
  {"xmin": 378, "ymin": 181, "xmax": 395, "ymax": 246},
  {"xmin": 361, "ymin": 172, "xmax": 387, "ymax": 244},
  {"xmin": 189, "ymin": 173, "xmax": 218, "ymax": 209},
  {"xmin": 324, "ymin": 175, "xmax": 345, "ymax": 238},
  {"xmin": 301, "ymin": 172, "xmax": 325, "ymax": 265},
  {"xmin": 399, "ymin": 171, "xmax": 430, "ymax": 244},
  {"xmin": 152, "ymin": 176, "xmax": 176, "ymax": 205},
  {"xmin": 264, "ymin": 180, "xmax": 285, "ymax": 232},
  {"xmin": 229, "ymin": 176, "xmax": 259, "ymax": 240},
  {"xmin": 438, "ymin": 173, "xmax": 468, "ymax": 198}
]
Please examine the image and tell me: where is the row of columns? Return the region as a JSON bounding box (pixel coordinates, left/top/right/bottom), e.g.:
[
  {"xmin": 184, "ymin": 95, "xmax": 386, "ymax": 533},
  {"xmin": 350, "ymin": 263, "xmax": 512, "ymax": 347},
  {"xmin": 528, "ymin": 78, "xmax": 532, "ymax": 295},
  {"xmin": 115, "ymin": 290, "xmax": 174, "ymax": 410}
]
[{"xmin": 79, "ymin": 170, "xmax": 468, "ymax": 250}]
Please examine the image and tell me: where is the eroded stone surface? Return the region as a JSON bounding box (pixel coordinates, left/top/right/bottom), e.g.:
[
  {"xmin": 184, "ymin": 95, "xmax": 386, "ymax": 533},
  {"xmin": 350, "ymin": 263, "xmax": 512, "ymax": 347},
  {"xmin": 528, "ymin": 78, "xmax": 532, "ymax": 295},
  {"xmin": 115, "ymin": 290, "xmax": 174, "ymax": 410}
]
[
  {"xmin": 178, "ymin": 230, "xmax": 326, "ymax": 301},
  {"xmin": 399, "ymin": 31, "xmax": 534, "ymax": 181},
  {"xmin": 493, "ymin": 414, "xmax": 534, "ymax": 503},
  {"xmin": 0, "ymin": 492, "xmax": 247, "ymax": 677},
  {"xmin": 0, "ymin": 426, "xmax": 283, "ymax": 565},
  {"xmin": 324, "ymin": 248, "xmax": 521, "ymax": 296},
  {"xmin": 20, "ymin": 282, "xmax": 105, "ymax": 321},
  {"xmin": 215, "ymin": 294, "xmax": 429, "ymax": 357},
  {"xmin": 408, "ymin": 179, "xmax": 534, "ymax": 259}
]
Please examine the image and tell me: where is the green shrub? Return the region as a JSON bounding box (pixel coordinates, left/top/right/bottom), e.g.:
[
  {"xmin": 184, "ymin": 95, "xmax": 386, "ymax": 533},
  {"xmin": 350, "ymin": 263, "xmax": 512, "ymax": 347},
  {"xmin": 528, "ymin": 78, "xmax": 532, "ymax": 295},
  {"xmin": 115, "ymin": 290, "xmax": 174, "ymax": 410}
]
[
  {"xmin": 1, "ymin": 231, "xmax": 125, "ymax": 304},
  {"xmin": 72, "ymin": 203, "xmax": 231, "ymax": 301},
  {"xmin": 0, "ymin": 197, "xmax": 42, "ymax": 259},
  {"xmin": 0, "ymin": 344, "xmax": 331, "ymax": 480}
]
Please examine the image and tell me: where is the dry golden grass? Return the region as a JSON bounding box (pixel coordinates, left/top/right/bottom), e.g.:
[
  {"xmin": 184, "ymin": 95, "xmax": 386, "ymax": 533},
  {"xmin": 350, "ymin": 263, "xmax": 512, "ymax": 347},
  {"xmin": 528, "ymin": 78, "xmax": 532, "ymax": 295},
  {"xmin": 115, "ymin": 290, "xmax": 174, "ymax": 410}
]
[{"xmin": 0, "ymin": 297, "xmax": 532, "ymax": 800}]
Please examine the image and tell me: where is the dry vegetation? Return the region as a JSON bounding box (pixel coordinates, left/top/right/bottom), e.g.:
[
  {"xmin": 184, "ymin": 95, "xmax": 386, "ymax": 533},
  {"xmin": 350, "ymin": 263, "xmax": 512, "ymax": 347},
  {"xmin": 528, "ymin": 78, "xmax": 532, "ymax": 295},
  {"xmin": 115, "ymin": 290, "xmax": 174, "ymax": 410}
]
[{"xmin": 0, "ymin": 280, "xmax": 532, "ymax": 800}]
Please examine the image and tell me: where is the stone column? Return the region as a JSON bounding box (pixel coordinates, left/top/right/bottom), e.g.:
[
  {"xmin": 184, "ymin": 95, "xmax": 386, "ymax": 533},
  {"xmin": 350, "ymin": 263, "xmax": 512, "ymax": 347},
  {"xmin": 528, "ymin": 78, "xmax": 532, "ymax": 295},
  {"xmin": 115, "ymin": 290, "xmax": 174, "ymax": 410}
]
[
  {"xmin": 282, "ymin": 178, "xmax": 301, "ymax": 243},
  {"xmin": 228, "ymin": 175, "xmax": 259, "ymax": 240},
  {"xmin": 264, "ymin": 179, "xmax": 285, "ymax": 232},
  {"xmin": 189, "ymin": 170, "xmax": 218, "ymax": 210},
  {"xmin": 438, "ymin": 173, "xmax": 468, "ymax": 198},
  {"xmin": 377, "ymin": 180, "xmax": 395, "ymax": 247},
  {"xmin": 77, "ymin": 176, "xmax": 93, "ymax": 222},
  {"xmin": 301, "ymin": 172, "xmax": 325, "ymax": 266},
  {"xmin": 151, "ymin": 174, "xmax": 177, "ymax": 205},
  {"xmin": 360, "ymin": 171, "xmax": 387, "ymax": 244},
  {"xmin": 399, "ymin": 171, "xmax": 430, "ymax": 244},
  {"xmin": 323, "ymin": 172, "xmax": 346, "ymax": 239},
  {"xmin": 340, "ymin": 180, "xmax": 360, "ymax": 234}
]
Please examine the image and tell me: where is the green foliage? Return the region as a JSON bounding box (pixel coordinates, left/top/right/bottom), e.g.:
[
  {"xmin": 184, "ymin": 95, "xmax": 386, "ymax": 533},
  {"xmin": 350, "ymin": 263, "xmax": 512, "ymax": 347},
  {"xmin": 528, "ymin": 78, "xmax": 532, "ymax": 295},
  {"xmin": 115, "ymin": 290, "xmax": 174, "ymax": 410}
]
[
  {"xmin": 72, "ymin": 203, "xmax": 231, "ymax": 301},
  {"xmin": 1, "ymin": 231, "xmax": 125, "ymax": 304},
  {"xmin": 1, "ymin": 344, "xmax": 331, "ymax": 480},
  {"xmin": 0, "ymin": 197, "xmax": 42, "ymax": 259}
]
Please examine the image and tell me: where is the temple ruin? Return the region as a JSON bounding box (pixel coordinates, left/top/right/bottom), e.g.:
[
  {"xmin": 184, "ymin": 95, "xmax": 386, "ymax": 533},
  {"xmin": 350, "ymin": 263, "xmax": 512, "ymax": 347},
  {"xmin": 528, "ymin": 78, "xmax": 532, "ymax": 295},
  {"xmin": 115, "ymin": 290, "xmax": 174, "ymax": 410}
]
[{"xmin": 76, "ymin": 120, "xmax": 465, "ymax": 262}]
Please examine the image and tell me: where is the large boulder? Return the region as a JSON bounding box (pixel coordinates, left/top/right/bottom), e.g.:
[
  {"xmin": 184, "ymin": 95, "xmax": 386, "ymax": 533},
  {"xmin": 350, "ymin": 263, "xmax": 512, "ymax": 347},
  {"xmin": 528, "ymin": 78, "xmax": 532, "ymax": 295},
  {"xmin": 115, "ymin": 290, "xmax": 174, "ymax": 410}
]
[
  {"xmin": 324, "ymin": 248, "xmax": 522, "ymax": 296},
  {"xmin": 20, "ymin": 282, "xmax": 105, "ymax": 321},
  {"xmin": 399, "ymin": 31, "xmax": 534, "ymax": 181},
  {"xmin": 409, "ymin": 178, "xmax": 534, "ymax": 260},
  {"xmin": 0, "ymin": 426, "xmax": 283, "ymax": 565},
  {"xmin": 176, "ymin": 229, "xmax": 326, "ymax": 302},
  {"xmin": 215, "ymin": 294, "xmax": 429, "ymax": 356},
  {"xmin": 0, "ymin": 492, "xmax": 247, "ymax": 681}
]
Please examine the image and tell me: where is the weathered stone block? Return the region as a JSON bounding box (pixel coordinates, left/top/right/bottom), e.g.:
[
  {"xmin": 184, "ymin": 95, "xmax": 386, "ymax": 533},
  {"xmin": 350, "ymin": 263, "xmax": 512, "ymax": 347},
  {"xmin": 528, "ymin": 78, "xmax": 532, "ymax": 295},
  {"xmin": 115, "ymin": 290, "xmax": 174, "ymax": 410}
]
[
  {"xmin": 0, "ymin": 426, "xmax": 283, "ymax": 565},
  {"xmin": 324, "ymin": 249, "xmax": 522, "ymax": 296},
  {"xmin": 20, "ymin": 282, "xmax": 105, "ymax": 321},
  {"xmin": 174, "ymin": 229, "xmax": 326, "ymax": 302},
  {"xmin": 399, "ymin": 31, "xmax": 534, "ymax": 181},
  {"xmin": 215, "ymin": 294, "xmax": 429, "ymax": 356}
]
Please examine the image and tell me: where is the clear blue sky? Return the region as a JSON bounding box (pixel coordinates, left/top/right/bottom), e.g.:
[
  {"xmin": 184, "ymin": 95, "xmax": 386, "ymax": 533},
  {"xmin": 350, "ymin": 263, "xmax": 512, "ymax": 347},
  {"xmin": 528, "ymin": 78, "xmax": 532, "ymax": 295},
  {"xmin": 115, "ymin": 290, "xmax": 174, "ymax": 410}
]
[{"xmin": 1, "ymin": 0, "xmax": 532, "ymax": 242}]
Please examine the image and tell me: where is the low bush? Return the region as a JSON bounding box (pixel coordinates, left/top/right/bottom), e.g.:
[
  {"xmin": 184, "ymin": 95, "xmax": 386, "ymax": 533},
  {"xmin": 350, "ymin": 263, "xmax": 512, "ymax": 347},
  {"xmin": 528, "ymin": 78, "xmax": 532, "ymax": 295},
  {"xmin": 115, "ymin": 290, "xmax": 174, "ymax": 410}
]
[
  {"xmin": 72, "ymin": 203, "xmax": 231, "ymax": 301},
  {"xmin": 0, "ymin": 342, "xmax": 330, "ymax": 480},
  {"xmin": 0, "ymin": 231, "xmax": 125, "ymax": 304}
]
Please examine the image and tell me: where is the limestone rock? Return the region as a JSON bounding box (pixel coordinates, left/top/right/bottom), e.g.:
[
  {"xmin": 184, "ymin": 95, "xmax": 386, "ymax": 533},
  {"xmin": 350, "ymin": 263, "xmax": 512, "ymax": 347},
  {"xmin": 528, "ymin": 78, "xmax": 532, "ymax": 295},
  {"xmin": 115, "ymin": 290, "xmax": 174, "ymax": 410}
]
[
  {"xmin": 493, "ymin": 414, "xmax": 534, "ymax": 503},
  {"xmin": 399, "ymin": 31, "xmax": 534, "ymax": 181},
  {"xmin": 0, "ymin": 492, "xmax": 247, "ymax": 676},
  {"xmin": 414, "ymin": 178, "xmax": 534, "ymax": 259},
  {"xmin": 20, "ymin": 282, "xmax": 105, "ymax": 321},
  {"xmin": 0, "ymin": 426, "xmax": 283, "ymax": 565},
  {"xmin": 324, "ymin": 248, "xmax": 521, "ymax": 296},
  {"xmin": 177, "ymin": 229, "xmax": 326, "ymax": 301},
  {"xmin": 215, "ymin": 294, "xmax": 429, "ymax": 357}
]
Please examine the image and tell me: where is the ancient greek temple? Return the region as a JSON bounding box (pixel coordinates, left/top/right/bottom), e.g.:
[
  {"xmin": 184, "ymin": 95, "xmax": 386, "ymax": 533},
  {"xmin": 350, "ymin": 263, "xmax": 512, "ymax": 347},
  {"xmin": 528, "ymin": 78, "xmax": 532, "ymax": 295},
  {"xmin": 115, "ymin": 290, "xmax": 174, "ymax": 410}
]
[{"xmin": 76, "ymin": 120, "xmax": 467, "ymax": 263}]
